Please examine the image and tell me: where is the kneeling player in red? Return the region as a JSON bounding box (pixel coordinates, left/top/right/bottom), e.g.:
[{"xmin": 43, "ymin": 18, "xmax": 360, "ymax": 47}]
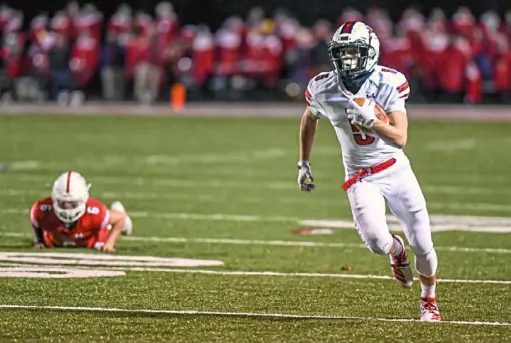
[{"xmin": 29, "ymin": 171, "xmax": 133, "ymax": 253}]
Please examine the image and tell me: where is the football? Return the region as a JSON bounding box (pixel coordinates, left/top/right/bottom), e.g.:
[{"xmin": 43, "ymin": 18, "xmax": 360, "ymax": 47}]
[{"xmin": 352, "ymin": 97, "xmax": 389, "ymax": 124}]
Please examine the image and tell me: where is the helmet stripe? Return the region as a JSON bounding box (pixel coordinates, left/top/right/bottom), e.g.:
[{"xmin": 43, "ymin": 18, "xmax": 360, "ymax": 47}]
[
  {"xmin": 65, "ymin": 171, "xmax": 72, "ymax": 193},
  {"xmin": 341, "ymin": 21, "xmax": 356, "ymax": 34}
]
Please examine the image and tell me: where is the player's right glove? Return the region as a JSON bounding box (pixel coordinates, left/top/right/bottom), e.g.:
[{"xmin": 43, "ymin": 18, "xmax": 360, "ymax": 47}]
[
  {"xmin": 347, "ymin": 98, "xmax": 377, "ymax": 129},
  {"xmin": 297, "ymin": 161, "xmax": 315, "ymax": 192}
]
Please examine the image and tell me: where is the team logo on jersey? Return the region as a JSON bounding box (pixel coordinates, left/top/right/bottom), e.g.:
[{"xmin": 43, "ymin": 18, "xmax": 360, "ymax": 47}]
[{"xmin": 366, "ymin": 93, "xmax": 377, "ymax": 99}]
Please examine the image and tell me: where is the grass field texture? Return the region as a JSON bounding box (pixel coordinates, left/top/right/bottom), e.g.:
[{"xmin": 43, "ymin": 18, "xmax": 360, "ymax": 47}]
[{"xmin": 0, "ymin": 115, "xmax": 510, "ymax": 342}]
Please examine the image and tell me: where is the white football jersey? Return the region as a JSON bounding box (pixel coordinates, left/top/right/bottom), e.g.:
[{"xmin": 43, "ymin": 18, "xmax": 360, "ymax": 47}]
[{"xmin": 305, "ymin": 65, "xmax": 411, "ymax": 176}]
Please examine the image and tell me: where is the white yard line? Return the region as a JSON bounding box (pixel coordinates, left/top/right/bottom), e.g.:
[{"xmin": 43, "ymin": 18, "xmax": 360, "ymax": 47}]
[
  {"xmin": 427, "ymin": 202, "xmax": 511, "ymax": 212},
  {"xmin": 2, "ymin": 174, "xmax": 510, "ymax": 197},
  {"xmin": 87, "ymin": 267, "xmax": 511, "ymax": 285},
  {"xmin": 0, "ymin": 208, "xmax": 301, "ymax": 223},
  {"xmin": 119, "ymin": 236, "xmax": 511, "ymax": 254},
  {"xmin": 0, "ymin": 304, "xmax": 509, "ymax": 326},
  {"xmin": 5, "ymin": 150, "xmax": 288, "ymax": 172},
  {"xmin": 6, "ymin": 161, "xmax": 41, "ymax": 171},
  {"xmin": 2, "ymin": 148, "xmax": 340, "ymax": 176},
  {"xmin": 1, "ymin": 189, "xmax": 511, "ymax": 215},
  {"xmin": 0, "ymin": 261, "xmax": 508, "ymax": 284},
  {"xmin": 0, "ymin": 189, "xmax": 270, "ymax": 204},
  {"xmin": 3, "ymin": 206, "xmax": 511, "ymax": 232},
  {"xmin": 1, "ymin": 175, "xmax": 299, "ymax": 190},
  {"xmin": 423, "ymin": 185, "xmax": 499, "ymax": 196},
  {"xmin": 2, "ymin": 232, "xmax": 509, "ymax": 254},
  {"xmin": 424, "ymin": 139, "xmax": 476, "ymax": 151},
  {"xmin": 145, "ymin": 148, "xmax": 287, "ymax": 165}
]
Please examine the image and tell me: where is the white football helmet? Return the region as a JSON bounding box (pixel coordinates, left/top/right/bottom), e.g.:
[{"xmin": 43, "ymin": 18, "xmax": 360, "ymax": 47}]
[
  {"xmin": 51, "ymin": 171, "xmax": 90, "ymax": 224},
  {"xmin": 328, "ymin": 21, "xmax": 380, "ymax": 78}
]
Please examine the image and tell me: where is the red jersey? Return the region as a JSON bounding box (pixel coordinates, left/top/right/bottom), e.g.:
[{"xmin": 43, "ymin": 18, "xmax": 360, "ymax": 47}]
[{"xmin": 30, "ymin": 197, "xmax": 110, "ymax": 248}]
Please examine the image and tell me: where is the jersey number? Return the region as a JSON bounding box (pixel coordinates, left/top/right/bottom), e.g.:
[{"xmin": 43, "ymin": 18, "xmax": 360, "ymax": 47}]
[
  {"xmin": 350, "ymin": 124, "xmax": 376, "ymax": 145},
  {"xmin": 87, "ymin": 206, "xmax": 100, "ymax": 215},
  {"xmin": 345, "ymin": 109, "xmax": 376, "ymax": 145},
  {"xmin": 314, "ymin": 73, "xmax": 330, "ymax": 81}
]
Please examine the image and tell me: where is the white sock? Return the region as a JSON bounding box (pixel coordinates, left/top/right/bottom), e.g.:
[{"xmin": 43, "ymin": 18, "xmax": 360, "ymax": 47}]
[
  {"xmin": 391, "ymin": 235, "xmax": 404, "ymax": 257},
  {"xmin": 420, "ymin": 282, "xmax": 436, "ymax": 299}
]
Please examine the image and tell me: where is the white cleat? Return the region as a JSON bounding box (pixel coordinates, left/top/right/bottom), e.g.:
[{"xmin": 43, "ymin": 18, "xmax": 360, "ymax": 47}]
[
  {"xmin": 420, "ymin": 297, "xmax": 442, "ymax": 322},
  {"xmin": 111, "ymin": 201, "xmax": 133, "ymax": 236},
  {"xmin": 389, "ymin": 234, "xmax": 414, "ymax": 288}
]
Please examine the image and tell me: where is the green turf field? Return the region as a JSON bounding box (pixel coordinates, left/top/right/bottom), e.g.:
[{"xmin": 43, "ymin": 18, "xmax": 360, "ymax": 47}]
[{"xmin": 0, "ymin": 115, "xmax": 510, "ymax": 343}]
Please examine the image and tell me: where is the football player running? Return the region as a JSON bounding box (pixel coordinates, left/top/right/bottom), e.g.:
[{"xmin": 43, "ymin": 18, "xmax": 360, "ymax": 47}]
[
  {"xmin": 297, "ymin": 21, "xmax": 441, "ymax": 321},
  {"xmin": 29, "ymin": 171, "xmax": 133, "ymax": 253}
]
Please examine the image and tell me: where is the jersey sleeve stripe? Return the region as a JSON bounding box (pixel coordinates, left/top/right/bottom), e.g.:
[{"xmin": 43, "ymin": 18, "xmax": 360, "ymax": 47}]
[
  {"xmin": 305, "ymin": 88, "xmax": 312, "ymax": 100},
  {"xmin": 100, "ymin": 210, "xmax": 111, "ymax": 230},
  {"xmin": 397, "ymin": 81, "xmax": 409, "ymax": 94},
  {"xmin": 305, "ymin": 88, "xmax": 312, "ymax": 105},
  {"xmin": 30, "ymin": 204, "xmax": 39, "ymax": 228}
]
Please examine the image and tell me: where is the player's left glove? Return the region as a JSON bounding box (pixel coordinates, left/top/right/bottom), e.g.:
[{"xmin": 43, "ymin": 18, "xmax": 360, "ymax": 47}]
[
  {"xmin": 297, "ymin": 160, "xmax": 315, "ymax": 192},
  {"xmin": 347, "ymin": 98, "xmax": 377, "ymax": 129}
]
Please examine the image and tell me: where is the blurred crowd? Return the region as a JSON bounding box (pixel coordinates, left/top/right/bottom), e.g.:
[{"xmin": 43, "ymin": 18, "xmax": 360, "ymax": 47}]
[{"xmin": 1, "ymin": 2, "xmax": 511, "ymax": 105}]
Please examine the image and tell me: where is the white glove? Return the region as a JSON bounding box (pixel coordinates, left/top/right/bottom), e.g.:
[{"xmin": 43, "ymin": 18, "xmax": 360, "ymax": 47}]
[
  {"xmin": 347, "ymin": 98, "xmax": 377, "ymax": 129},
  {"xmin": 297, "ymin": 160, "xmax": 315, "ymax": 192}
]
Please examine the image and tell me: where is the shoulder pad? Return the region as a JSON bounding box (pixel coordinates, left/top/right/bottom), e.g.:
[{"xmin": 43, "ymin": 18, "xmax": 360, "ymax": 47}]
[
  {"xmin": 377, "ymin": 66, "xmax": 410, "ymax": 100},
  {"xmin": 305, "ymin": 71, "xmax": 335, "ymax": 105}
]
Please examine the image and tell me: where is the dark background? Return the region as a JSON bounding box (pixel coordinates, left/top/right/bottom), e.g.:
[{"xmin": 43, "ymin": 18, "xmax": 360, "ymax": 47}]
[{"xmin": 5, "ymin": 0, "xmax": 510, "ymax": 30}]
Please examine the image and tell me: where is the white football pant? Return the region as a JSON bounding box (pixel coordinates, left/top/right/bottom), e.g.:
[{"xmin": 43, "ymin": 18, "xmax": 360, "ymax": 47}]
[{"xmin": 346, "ymin": 158, "xmax": 438, "ymax": 277}]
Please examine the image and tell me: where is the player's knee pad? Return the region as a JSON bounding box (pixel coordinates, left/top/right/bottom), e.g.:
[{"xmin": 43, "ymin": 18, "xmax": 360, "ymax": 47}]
[
  {"xmin": 409, "ymin": 238, "xmax": 434, "ymax": 257},
  {"xmin": 414, "ymin": 247, "xmax": 438, "ymax": 277},
  {"xmin": 407, "ymin": 209, "xmax": 434, "ymax": 256},
  {"xmin": 364, "ymin": 234, "xmax": 393, "ymax": 255}
]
